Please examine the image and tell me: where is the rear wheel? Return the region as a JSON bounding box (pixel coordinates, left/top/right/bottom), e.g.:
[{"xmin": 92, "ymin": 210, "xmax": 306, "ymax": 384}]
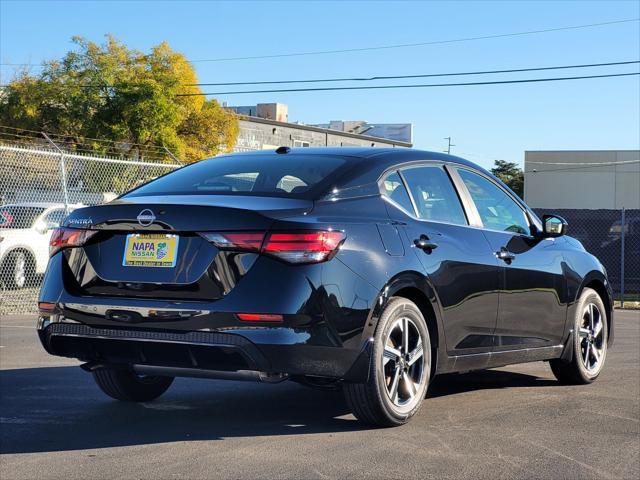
[
  {"xmin": 344, "ymin": 297, "xmax": 431, "ymax": 427},
  {"xmin": 550, "ymin": 287, "xmax": 608, "ymax": 384},
  {"xmin": 93, "ymin": 367, "xmax": 174, "ymax": 402}
]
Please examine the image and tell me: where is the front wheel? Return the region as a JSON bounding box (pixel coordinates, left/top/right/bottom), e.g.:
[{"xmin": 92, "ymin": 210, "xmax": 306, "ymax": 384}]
[
  {"xmin": 550, "ymin": 287, "xmax": 608, "ymax": 384},
  {"xmin": 343, "ymin": 297, "xmax": 431, "ymax": 427},
  {"xmin": 93, "ymin": 367, "xmax": 174, "ymax": 402}
]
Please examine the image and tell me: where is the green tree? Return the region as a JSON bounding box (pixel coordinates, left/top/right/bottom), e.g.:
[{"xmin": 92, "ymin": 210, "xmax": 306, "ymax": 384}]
[
  {"xmin": 0, "ymin": 35, "xmax": 238, "ymax": 163},
  {"xmin": 491, "ymin": 160, "xmax": 524, "ymax": 198}
]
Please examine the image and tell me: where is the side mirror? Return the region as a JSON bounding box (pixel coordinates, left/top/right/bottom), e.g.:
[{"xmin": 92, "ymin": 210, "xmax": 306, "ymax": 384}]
[
  {"xmin": 542, "ymin": 214, "xmax": 568, "ymax": 237},
  {"xmin": 34, "ymin": 220, "xmax": 48, "ymax": 234}
]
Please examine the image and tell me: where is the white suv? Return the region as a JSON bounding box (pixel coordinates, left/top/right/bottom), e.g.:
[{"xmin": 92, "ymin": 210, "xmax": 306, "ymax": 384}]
[{"xmin": 0, "ymin": 202, "xmax": 82, "ymax": 289}]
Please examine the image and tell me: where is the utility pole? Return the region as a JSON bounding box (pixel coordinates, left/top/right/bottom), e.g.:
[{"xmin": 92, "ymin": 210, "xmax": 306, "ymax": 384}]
[{"xmin": 443, "ymin": 137, "xmax": 455, "ymax": 155}]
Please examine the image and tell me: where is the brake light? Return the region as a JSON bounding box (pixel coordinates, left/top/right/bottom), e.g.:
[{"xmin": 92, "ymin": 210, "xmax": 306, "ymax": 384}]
[
  {"xmin": 49, "ymin": 227, "xmax": 97, "ymax": 256},
  {"xmin": 237, "ymin": 313, "xmax": 283, "ymax": 322},
  {"xmin": 263, "ymin": 231, "xmax": 345, "ymax": 263},
  {"xmin": 199, "ymin": 230, "xmax": 345, "ymax": 264},
  {"xmin": 199, "ymin": 232, "xmax": 265, "ymax": 251},
  {"xmin": 38, "ymin": 302, "xmax": 58, "ymax": 314}
]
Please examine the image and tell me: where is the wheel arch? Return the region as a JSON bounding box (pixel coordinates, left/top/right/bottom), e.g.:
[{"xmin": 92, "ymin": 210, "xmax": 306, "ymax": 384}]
[
  {"xmin": 363, "ymin": 271, "xmax": 445, "ymax": 376},
  {"xmin": 576, "ymin": 271, "xmax": 614, "ymax": 347},
  {"xmin": 1, "ymin": 246, "xmax": 36, "ymax": 270}
]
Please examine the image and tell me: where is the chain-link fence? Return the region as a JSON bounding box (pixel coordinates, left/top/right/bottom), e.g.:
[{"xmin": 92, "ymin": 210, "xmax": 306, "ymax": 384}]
[
  {"xmin": 534, "ymin": 208, "xmax": 640, "ymax": 306},
  {"xmin": 0, "ymin": 141, "xmax": 181, "ymax": 316}
]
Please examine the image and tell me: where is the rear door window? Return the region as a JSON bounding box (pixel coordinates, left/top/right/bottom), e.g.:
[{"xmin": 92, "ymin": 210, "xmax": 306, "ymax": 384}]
[
  {"xmin": 400, "ymin": 166, "xmax": 468, "ymax": 225},
  {"xmin": 124, "ymin": 154, "xmax": 347, "ymax": 199}
]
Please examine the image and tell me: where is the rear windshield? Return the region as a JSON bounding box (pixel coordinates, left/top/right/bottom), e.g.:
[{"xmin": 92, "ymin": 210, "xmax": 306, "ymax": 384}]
[
  {"xmin": 123, "ymin": 154, "xmax": 348, "ymax": 199},
  {"xmin": 0, "ymin": 206, "xmax": 44, "ymax": 229}
]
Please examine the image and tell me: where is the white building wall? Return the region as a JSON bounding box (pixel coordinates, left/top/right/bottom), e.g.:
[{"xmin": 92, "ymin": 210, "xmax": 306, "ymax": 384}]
[{"xmin": 524, "ymin": 150, "xmax": 640, "ymax": 209}]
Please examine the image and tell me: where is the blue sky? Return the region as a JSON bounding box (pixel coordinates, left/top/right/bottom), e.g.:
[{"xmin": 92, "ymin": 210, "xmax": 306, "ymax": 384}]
[{"xmin": 1, "ymin": 0, "xmax": 639, "ymax": 168}]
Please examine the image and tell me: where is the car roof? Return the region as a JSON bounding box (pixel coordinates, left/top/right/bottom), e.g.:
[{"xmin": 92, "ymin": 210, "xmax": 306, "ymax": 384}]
[
  {"xmin": 218, "ymin": 147, "xmax": 484, "ymax": 172},
  {"xmin": 1, "ymin": 202, "xmax": 82, "ymax": 209}
]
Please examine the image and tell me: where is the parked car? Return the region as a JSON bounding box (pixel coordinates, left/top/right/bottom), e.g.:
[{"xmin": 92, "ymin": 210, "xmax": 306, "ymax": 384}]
[
  {"xmin": 0, "ymin": 202, "xmax": 81, "ymax": 289},
  {"xmin": 598, "ymin": 214, "xmax": 640, "ymax": 293},
  {"xmin": 37, "ymin": 148, "xmax": 613, "ymax": 426}
]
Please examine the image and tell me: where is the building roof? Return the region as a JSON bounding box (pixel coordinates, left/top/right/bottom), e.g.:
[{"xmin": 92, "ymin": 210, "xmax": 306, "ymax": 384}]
[{"xmin": 239, "ymin": 115, "xmax": 413, "ymax": 147}]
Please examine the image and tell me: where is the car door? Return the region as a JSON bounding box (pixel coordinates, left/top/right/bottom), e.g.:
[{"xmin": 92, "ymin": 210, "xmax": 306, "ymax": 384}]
[
  {"xmin": 453, "ymin": 167, "xmax": 567, "ymax": 349},
  {"xmin": 383, "ymin": 164, "xmax": 502, "ymax": 356}
]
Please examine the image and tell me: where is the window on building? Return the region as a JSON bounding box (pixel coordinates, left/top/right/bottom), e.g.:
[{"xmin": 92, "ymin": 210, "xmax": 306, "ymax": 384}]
[
  {"xmin": 293, "ymin": 140, "xmax": 311, "ymax": 147},
  {"xmin": 401, "ymin": 166, "xmax": 467, "ymax": 225}
]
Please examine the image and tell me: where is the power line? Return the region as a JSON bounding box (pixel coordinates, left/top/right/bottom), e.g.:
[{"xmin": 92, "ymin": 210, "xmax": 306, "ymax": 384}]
[
  {"xmin": 2, "ymin": 18, "xmax": 638, "ymax": 67},
  {"xmin": 525, "ymin": 160, "xmax": 640, "ymax": 174},
  {"xmin": 177, "ymin": 72, "xmax": 640, "ymax": 96},
  {"xmin": 6, "ymin": 60, "xmax": 635, "ymax": 90},
  {"xmin": 188, "ymin": 60, "xmax": 640, "ymax": 87},
  {"xmin": 187, "ymin": 18, "xmax": 640, "ymax": 63}
]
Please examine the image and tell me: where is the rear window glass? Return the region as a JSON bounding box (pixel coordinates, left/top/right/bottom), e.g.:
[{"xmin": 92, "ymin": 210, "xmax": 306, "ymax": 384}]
[
  {"xmin": 0, "ymin": 206, "xmax": 45, "ymax": 229},
  {"xmin": 124, "ymin": 154, "xmax": 347, "ymax": 198}
]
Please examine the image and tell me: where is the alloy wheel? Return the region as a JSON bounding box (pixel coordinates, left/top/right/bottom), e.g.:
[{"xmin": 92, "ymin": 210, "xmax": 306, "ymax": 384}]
[
  {"xmin": 578, "ymin": 302, "xmax": 606, "ymax": 374},
  {"xmin": 382, "ymin": 317, "xmax": 426, "ymax": 407}
]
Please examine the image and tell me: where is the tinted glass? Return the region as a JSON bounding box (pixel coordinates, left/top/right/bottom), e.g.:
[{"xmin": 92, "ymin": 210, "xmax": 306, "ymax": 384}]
[
  {"xmin": 458, "ymin": 169, "xmax": 530, "ymax": 235},
  {"xmin": 124, "ymin": 154, "xmax": 346, "ymax": 198},
  {"xmin": 401, "ymin": 166, "xmax": 467, "ymax": 225},
  {"xmin": 0, "ymin": 206, "xmax": 45, "ymax": 229},
  {"xmin": 381, "ymin": 171, "xmax": 414, "ymax": 214}
]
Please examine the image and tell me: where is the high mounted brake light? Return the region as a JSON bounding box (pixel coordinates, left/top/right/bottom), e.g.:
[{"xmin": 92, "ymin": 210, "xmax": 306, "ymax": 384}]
[
  {"xmin": 49, "ymin": 227, "xmax": 98, "ymax": 257},
  {"xmin": 199, "ymin": 230, "xmax": 345, "ymax": 264}
]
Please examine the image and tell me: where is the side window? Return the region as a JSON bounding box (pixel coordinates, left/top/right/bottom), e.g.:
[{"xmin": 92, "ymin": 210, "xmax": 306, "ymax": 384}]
[
  {"xmin": 381, "ymin": 171, "xmax": 414, "ymax": 214},
  {"xmin": 43, "ymin": 209, "xmax": 65, "ymax": 228},
  {"xmin": 457, "ymin": 169, "xmax": 531, "ymax": 235},
  {"xmin": 401, "ymin": 166, "xmax": 467, "ymax": 225}
]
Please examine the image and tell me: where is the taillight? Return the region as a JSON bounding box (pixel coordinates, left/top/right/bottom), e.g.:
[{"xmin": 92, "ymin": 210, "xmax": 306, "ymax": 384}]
[
  {"xmin": 199, "ymin": 232, "xmax": 265, "ymax": 252},
  {"xmin": 49, "ymin": 228, "xmax": 98, "ymax": 257},
  {"xmin": 237, "ymin": 313, "xmax": 283, "ymax": 322},
  {"xmin": 263, "ymin": 231, "xmax": 345, "ymax": 263},
  {"xmin": 199, "ymin": 230, "xmax": 345, "ymax": 264}
]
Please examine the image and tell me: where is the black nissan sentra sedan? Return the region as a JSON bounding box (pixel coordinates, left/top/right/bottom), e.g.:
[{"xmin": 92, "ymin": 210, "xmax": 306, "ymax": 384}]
[{"xmin": 38, "ymin": 147, "xmax": 613, "ymax": 426}]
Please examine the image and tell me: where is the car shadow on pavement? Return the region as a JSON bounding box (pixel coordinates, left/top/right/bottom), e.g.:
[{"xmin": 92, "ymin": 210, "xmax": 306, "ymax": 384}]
[
  {"xmin": 1, "ymin": 365, "xmax": 556, "ymax": 454},
  {"xmin": 427, "ymin": 369, "xmax": 558, "ymax": 398}
]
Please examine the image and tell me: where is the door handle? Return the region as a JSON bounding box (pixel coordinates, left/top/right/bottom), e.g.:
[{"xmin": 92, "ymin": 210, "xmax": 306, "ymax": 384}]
[
  {"xmin": 414, "ymin": 234, "xmax": 438, "ymax": 253},
  {"xmin": 496, "ymin": 247, "xmax": 516, "ymax": 263}
]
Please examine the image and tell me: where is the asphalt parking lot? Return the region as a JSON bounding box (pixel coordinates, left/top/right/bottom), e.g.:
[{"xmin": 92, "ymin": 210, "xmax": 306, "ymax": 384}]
[{"xmin": 1, "ymin": 311, "xmax": 638, "ymax": 480}]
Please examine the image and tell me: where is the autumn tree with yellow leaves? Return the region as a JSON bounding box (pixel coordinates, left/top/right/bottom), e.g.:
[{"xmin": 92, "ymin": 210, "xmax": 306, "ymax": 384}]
[{"xmin": 0, "ymin": 35, "xmax": 238, "ymax": 163}]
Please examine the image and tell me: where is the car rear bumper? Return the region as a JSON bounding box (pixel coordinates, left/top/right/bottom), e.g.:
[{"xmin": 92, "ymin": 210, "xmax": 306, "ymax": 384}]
[{"xmin": 37, "ymin": 315, "xmax": 372, "ymax": 382}]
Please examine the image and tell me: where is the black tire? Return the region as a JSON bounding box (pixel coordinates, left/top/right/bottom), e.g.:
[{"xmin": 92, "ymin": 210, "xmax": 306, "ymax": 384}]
[
  {"xmin": 344, "ymin": 297, "xmax": 431, "ymax": 427},
  {"xmin": 550, "ymin": 287, "xmax": 608, "ymax": 385},
  {"xmin": 93, "ymin": 368, "xmax": 174, "ymax": 402}
]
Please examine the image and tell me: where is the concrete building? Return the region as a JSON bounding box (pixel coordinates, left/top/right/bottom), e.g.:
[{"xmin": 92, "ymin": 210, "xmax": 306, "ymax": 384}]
[
  {"xmin": 524, "ymin": 150, "xmax": 640, "ymax": 209},
  {"xmin": 228, "ymin": 103, "xmax": 412, "ymax": 151},
  {"xmin": 310, "ymin": 121, "xmax": 412, "ymax": 144}
]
